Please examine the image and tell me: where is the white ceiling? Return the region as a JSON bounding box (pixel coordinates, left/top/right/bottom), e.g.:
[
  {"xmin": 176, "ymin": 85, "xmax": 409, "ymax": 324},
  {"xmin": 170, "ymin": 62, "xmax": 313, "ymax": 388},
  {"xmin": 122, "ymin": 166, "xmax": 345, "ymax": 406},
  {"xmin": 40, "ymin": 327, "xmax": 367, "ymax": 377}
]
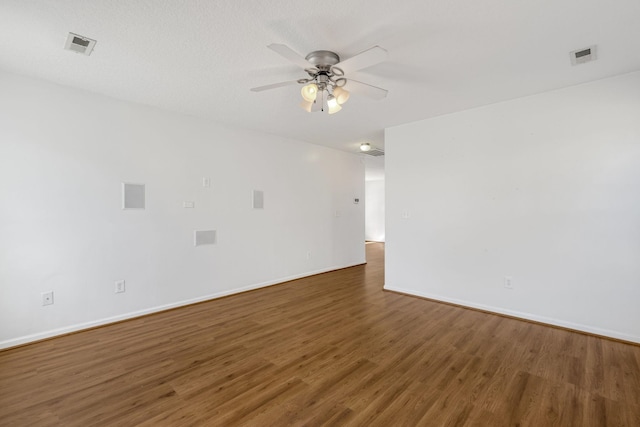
[{"xmin": 1, "ymin": 0, "xmax": 639, "ymax": 154}]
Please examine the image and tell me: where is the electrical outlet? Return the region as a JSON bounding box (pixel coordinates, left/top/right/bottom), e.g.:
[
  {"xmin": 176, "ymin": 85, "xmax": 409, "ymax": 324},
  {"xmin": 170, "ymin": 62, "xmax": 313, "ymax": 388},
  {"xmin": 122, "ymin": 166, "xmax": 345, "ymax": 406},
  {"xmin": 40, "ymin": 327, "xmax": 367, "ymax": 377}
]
[
  {"xmin": 42, "ymin": 291, "xmax": 54, "ymax": 306},
  {"xmin": 202, "ymin": 177, "xmax": 211, "ymax": 188},
  {"xmin": 306, "ymin": 251, "xmax": 311, "ymax": 260},
  {"xmin": 401, "ymin": 210, "xmax": 410, "ymax": 219},
  {"xmin": 115, "ymin": 280, "xmax": 125, "ymax": 293},
  {"xmin": 504, "ymin": 276, "xmax": 513, "ymax": 290}
]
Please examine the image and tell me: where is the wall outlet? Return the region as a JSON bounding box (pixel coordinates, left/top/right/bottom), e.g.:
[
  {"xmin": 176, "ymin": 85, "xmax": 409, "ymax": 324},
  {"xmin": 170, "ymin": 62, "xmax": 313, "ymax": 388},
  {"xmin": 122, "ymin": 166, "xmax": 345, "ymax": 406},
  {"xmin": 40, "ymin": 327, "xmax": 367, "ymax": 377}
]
[
  {"xmin": 306, "ymin": 251, "xmax": 312, "ymax": 260},
  {"xmin": 183, "ymin": 201, "xmax": 195, "ymax": 208},
  {"xmin": 202, "ymin": 177, "xmax": 211, "ymax": 188},
  {"xmin": 504, "ymin": 276, "xmax": 514, "ymax": 290},
  {"xmin": 115, "ymin": 280, "xmax": 126, "ymax": 293},
  {"xmin": 42, "ymin": 291, "xmax": 54, "ymax": 306},
  {"xmin": 401, "ymin": 210, "xmax": 410, "ymax": 219}
]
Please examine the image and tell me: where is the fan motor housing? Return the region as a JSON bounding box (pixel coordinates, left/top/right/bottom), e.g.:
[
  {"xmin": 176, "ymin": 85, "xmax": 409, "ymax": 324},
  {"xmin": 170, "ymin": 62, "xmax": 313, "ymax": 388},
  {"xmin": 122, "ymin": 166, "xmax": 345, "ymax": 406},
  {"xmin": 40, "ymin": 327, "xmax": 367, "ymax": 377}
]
[{"xmin": 305, "ymin": 50, "xmax": 340, "ymax": 67}]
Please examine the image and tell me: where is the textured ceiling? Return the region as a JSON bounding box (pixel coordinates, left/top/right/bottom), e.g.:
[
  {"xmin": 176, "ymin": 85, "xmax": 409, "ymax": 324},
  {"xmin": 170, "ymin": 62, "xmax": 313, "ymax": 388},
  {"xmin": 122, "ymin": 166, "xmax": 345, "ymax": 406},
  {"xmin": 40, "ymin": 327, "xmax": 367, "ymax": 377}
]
[{"xmin": 1, "ymin": 0, "xmax": 639, "ymax": 153}]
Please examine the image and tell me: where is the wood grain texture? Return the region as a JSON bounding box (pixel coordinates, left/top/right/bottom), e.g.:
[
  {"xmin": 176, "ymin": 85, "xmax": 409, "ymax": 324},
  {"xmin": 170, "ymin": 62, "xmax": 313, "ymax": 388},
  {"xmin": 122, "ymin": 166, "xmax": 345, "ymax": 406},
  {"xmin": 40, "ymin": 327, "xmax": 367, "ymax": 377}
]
[{"xmin": 1, "ymin": 243, "xmax": 639, "ymax": 426}]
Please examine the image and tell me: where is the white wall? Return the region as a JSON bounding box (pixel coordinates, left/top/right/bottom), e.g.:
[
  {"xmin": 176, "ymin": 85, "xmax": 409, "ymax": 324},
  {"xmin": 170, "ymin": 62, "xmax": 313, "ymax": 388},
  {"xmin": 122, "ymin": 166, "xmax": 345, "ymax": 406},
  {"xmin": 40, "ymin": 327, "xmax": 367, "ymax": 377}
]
[
  {"xmin": 385, "ymin": 71, "xmax": 640, "ymax": 343},
  {"xmin": 365, "ymin": 180, "xmax": 385, "ymax": 242},
  {"xmin": 0, "ymin": 70, "xmax": 365, "ymax": 348}
]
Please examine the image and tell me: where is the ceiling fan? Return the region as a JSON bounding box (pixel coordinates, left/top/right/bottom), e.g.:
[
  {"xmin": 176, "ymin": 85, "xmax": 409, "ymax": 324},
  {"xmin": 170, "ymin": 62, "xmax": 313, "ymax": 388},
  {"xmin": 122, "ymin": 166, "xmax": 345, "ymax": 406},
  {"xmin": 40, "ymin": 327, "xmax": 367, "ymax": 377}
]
[{"xmin": 250, "ymin": 44, "xmax": 389, "ymax": 114}]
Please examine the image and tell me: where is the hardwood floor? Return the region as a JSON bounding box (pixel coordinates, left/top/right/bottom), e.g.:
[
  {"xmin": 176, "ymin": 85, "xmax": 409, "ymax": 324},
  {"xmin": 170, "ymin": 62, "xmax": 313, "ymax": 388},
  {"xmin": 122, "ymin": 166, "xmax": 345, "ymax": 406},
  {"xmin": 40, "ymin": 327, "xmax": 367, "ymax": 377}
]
[{"xmin": 1, "ymin": 243, "xmax": 639, "ymax": 426}]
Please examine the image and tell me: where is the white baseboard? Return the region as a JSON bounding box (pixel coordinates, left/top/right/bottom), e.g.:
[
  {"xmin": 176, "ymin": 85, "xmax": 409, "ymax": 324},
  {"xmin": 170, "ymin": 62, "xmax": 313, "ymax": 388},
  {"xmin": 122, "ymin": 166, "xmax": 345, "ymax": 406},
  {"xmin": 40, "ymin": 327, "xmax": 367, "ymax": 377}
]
[
  {"xmin": 0, "ymin": 263, "xmax": 362, "ymax": 350},
  {"xmin": 384, "ymin": 285, "xmax": 640, "ymax": 344}
]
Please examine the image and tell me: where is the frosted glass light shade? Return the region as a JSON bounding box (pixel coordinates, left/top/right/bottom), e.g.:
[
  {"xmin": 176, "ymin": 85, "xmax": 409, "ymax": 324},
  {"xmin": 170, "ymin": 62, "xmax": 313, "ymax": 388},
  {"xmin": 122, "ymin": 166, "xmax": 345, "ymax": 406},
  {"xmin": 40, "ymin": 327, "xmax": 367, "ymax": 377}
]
[
  {"xmin": 360, "ymin": 143, "xmax": 371, "ymax": 152},
  {"xmin": 301, "ymin": 83, "xmax": 318, "ymax": 102},
  {"xmin": 327, "ymin": 95, "xmax": 342, "ymax": 114},
  {"xmin": 333, "ymin": 86, "xmax": 350, "ymax": 105}
]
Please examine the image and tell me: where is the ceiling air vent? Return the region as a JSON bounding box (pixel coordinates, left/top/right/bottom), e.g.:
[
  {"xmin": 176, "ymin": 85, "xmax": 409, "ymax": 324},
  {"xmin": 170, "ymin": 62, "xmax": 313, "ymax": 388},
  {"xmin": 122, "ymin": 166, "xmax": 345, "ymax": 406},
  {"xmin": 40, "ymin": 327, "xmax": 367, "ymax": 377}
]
[
  {"xmin": 570, "ymin": 45, "xmax": 597, "ymax": 65},
  {"xmin": 362, "ymin": 148, "xmax": 385, "ymax": 157},
  {"xmin": 64, "ymin": 32, "xmax": 97, "ymax": 56}
]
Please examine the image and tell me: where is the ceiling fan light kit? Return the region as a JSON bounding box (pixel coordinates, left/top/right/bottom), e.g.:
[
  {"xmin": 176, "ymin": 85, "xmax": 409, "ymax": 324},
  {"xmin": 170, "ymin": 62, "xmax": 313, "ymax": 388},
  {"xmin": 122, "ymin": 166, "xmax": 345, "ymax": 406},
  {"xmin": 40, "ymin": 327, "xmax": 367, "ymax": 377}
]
[
  {"xmin": 333, "ymin": 86, "xmax": 350, "ymax": 104},
  {"xmin": 301, "ymin": 83, "xmax": 318, "ymax": 102},
  {"xmin": 326, "ymin": 94, "xmax": 342, "ymax": 114},
  {"xmin": 251, "ymin": 44, "xmax": 389, "ymax": 115}
]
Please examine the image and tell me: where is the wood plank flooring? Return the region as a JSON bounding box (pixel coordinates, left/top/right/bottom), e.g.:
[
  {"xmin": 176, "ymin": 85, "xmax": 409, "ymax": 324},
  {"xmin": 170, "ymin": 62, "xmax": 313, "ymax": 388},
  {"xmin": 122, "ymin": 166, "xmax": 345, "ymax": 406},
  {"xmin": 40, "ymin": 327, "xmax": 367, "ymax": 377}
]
[{"xmin": 1, "ymin": 243, "xmax": 639, "ymax": 426}]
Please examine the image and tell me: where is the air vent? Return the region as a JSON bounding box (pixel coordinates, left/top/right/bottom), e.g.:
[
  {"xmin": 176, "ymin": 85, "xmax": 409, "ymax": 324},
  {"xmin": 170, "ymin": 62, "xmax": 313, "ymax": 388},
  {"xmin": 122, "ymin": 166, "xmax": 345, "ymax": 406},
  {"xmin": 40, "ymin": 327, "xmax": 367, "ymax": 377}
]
[
  {"xmin": 570, "ymin": 45, "xmax": 597, "ymax": 65},
  {"xmin": 362, "ymin": 148, "xmax": 385, "ymax": 157},
  {"xmin": 64, "ymin": 32, "xmax": 97, "ymax": 56}
]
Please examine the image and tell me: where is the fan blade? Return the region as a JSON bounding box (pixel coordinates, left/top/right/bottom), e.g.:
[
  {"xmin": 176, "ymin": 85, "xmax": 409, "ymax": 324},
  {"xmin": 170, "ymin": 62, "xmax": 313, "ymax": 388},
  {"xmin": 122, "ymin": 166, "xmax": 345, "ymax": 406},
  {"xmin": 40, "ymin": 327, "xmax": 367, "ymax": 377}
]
[
  {"xmin": 337, "ymin": 46, "xmax": 388, "ymax": 74},
  {"xmin": 267, "ymin": 44, "xmax": 311, "ymax": 69},
  {"xmin": 250, "ymin": 80, "xmax": 298, "ymax": 92},
  {"xmin": 344, "ymin": 79, "xmax": 388, "ymax": 100}
]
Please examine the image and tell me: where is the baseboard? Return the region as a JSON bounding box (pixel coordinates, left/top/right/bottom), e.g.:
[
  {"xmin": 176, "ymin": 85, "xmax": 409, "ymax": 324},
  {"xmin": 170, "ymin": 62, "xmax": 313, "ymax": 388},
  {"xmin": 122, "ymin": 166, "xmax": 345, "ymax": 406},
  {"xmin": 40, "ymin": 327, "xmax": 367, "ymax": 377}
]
[
  {"xmin": 384, "ymin": 285, "xmax": 640, "ymax": 345},
  {"xmin": 0, "ymin": 263, "xmax": 362, "ymax": 350}
]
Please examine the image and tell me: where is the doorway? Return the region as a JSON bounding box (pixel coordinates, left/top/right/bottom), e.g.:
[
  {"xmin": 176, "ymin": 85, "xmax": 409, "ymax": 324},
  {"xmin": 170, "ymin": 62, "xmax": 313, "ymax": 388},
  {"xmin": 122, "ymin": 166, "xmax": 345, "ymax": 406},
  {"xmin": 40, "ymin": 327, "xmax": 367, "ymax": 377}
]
[{"xmin": 364, "ymin": 155, "xmax": 385, "ymax": 245}]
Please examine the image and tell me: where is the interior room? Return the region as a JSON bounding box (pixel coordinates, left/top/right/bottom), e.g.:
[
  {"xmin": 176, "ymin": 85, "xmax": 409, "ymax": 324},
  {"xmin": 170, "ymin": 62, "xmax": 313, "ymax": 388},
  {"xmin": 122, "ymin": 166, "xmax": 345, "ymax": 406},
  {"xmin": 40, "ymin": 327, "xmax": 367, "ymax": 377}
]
[{"xmin": 1, "ymin": 0, "xmax": 639, "ymax": 425}]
